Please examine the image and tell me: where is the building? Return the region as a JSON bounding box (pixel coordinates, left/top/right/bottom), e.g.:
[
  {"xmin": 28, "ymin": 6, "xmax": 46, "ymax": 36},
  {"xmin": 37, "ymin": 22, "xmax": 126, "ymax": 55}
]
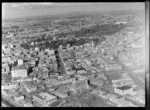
[
  {"xmin": 14, "ymin": 94, "xmax": 25, "ymax": 102},
  {"xmin": 53, "ymin": 90, "xmax": 68, "ymax": 98},
  {"xmin": 77, "ymin": 70, "xmax": 87, "ymax": 74},
  {"xmin": 35, "ymin": 47, "xmax": 39, "ymax": 51},
  {"xmin": 30, "ymin": 60, "xmax": 36, "ymax": 66},
  {"xmin": 23, "ymin": 102, "xmax": 33, "ymax": 107},
  {"xmin": 133, "ymin": 68, "xmax": 145, "ymax": 73},
  {"xmin": 83, "ymin": 59, "xmax": 92, "ymax": 66},
  {"xmin": 112, "ymin": 77, "xmax": 133, "ymax": 84},
  {"xmin": 60, "ymin": 78, "xmax": 71, "ymax": 84},
  {"xmin": 41, "ymin": 71, "xmax": 49, "ymax": 79},
  {"xmin": 2, "ymin": 83, "xmax": 18, "ymax": 90},
  {"xmin": 2, "ymin": 44, "xmax": 6, "ymax": 50},
  {"xmin": 104, "ymin": 64, "xmax": 122, "ymax": 71},
  {"xmin": 21, "ymin": 81, "xmax": 37, "ymax": 93},
  {"xmin": 67, "ymin": 44, "xmax": 70, "ymax": 48},
  {"xmin": 109, "ymin": 95, "xmax": 130, "ymax": 106},
  {"xmin": 92, "ymin": 87, "xmax": 106, "ymax": 95},
  {"xmin": 18, "ymin": 59, "xmax": 24, "ymax": 65},
  {"xmin": 11, "ymin": 65, "xmax": 28, "ymax": 78},
  {"xmin": 6, "ymin": 33, "xmax": 14, "ymax": 38},
  {"xmin": 72, "ymin": 79, "xmax": 89, "ymax": 92},
  {"xmin": 115, "ymin": 21, "xmax": 127, "ymax": 24},
  {"xmin": 114, "ymin": 85, "xmax": 134, "ymax": 95},
  {"xmin": 48, "ymin": 49, "xmax": 55, "ymax": 55},
  {"xmin": 33, "ymin": 92, "xmax": 57, "ymax": 105},
  {"xmin": 66, "ymin": 70, "xmax": 76, "ymax": 75},
  {"xmin": 2, "ymin": 63, "xmax": 10, "ymax": 74},
  {"xmin": 89, "ymin": 78, "xmax": 104, "ymax": 87}
]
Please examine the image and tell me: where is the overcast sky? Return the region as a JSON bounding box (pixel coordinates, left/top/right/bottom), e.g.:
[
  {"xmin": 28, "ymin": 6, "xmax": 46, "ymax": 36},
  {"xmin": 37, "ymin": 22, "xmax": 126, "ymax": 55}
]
[{"xmin": 2, "ymin": 3, "xmax": 145, "ymax": 20}]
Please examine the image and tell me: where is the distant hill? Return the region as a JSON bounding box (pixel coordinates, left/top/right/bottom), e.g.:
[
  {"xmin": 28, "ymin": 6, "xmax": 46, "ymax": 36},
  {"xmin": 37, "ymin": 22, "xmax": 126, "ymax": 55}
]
[{"xmin": 3, "ymin": 9, "xmax": 144, "ymax": 22}]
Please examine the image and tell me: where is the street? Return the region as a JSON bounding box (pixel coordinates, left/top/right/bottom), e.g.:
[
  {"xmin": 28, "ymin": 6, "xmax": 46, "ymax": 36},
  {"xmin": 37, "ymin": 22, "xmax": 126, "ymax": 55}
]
[
  {"xmin": 2, "ymin": 95, "xmax": 19, "ymax": 107},
  {"xmin": 114, "ymin": 55, "xmax": 145, "ymax": 90}
]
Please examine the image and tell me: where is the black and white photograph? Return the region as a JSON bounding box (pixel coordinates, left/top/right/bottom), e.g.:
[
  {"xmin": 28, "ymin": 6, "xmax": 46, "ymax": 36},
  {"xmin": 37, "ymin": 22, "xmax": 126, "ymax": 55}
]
[{"xmin": 2, "ymin": 2, "xmax": 147, "ymax": 107}]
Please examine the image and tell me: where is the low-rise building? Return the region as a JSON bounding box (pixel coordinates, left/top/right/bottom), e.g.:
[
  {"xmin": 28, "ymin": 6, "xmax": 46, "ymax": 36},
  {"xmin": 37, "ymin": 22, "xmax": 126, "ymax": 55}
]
[
  {"xmin": 67, "ymin": 70, "xmax": 76, "ymax": 75},
  {"xmin": 14, "ymin": 94, "xmax": 25, "ymax": 102},
  {"xmin": 77, "ymin": 70, "xmax": 87, "ymax": 74},
  {"xmin": 72, "ymin": 79, "xmax": 89, "ymax": 92},
  {"xmin": 35, "ymin": 47, "xmax": 39, "ymax": 51},
  {"xmin": 104, "ymin": 64, "xmax": 122, "ymax": 71},
  {"xmin": 114, "ymin": 85, "xmax": 134, "ymax": 95},
  {"xmin": 23, "ymin": 102, "xmax": 33, "ymax": 107},
  {"xmin": 48, "ymin": 49, "xmax": 55, "ymax": 55},
  {"xmin": 33, "ymin": 92, "xmax": 57, "ymax": 105},
  {"xmin": 109, "ymin": 95, "xmax": 130, "ymax": 106},
  {"xmin": 21, "ymin": 81, "xmax": 37, "ymax": 93},
  {"xmin": 53, "ymin": 90, "xmax": 68, "ymax": 98},
  {"xmin": 18, "ymin": 59, "xmax": 24, "ymax": 65},
  {"xmin": 11, "ymin": 65, "xmax": 28, "ymax": 78},
  {"xmin": 2, "ymin": 89, "xmax": 17, "ymax": 97},
  {"xmin": 92, "ymin": 87, "xmax": 106, "ymax": 95},
  {"xmin": 89, "ymin": 78, "xmax": 104, "ymax": 87},
  {"xmin": 133, "ymin": 68, "xmax": 145, "ymax": 73},
  {"xmin": 2, "ymin": 83, "xmax": 18, "ymax": 90}
]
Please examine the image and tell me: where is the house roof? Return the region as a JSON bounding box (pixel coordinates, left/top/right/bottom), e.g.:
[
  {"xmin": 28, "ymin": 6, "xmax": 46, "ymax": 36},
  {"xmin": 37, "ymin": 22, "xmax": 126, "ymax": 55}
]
[{"xmin": 117, "ymin": 85, "xmax": 132, "ymax": 90}]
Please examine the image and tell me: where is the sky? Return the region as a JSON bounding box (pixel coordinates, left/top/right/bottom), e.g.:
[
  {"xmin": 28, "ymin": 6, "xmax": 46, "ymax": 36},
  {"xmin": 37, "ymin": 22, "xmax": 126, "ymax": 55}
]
[{"xmin": 2, "ymin": 2, "xmax": 145, "ymax": 20}]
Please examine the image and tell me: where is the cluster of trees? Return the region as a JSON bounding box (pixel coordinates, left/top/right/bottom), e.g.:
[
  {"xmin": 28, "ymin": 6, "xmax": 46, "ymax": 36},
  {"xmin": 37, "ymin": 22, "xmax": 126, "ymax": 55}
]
[
  {"xmin": 21, "ymin": 43, "xmax": 30, "ymax": 50},
  {"xmin": 21, "ymin": 36, "xmax": 105, "ymax": 51},
  {"xmin": 21, "ymin": 22, "xmax": 126, "ymax": 50},
  {"xmin": 71, "ymin": 23, "xmax": 125, "ymax": 38}
]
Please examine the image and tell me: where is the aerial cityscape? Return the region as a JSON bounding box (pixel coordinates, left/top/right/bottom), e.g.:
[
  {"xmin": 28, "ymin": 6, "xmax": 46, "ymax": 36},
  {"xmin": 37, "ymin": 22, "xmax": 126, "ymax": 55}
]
[{"xmin": 2, "ymin": 3, "xmax": 146, "ymax": 107}]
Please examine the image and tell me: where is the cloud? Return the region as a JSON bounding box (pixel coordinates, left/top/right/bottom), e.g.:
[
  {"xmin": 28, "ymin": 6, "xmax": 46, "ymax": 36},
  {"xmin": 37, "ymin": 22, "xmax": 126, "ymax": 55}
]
[
  {"xmin": 41, "ymin": 3, "xmax": 54, "ymax": 5},
  {"xmin": 10, "ymin": 3, "xmax": 95, "ymax": 10},
  {"xmin": 11, "ymin": 3, "xmax": 54, "ymax": 9}
]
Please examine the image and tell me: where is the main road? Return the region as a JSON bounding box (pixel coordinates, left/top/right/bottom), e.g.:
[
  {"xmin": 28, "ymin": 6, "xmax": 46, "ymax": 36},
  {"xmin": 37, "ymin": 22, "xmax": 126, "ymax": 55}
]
[
  {"xmin": 113, "ymin": 55, "xmax": 145, "ymax": 90},
  {"xmin": 2, "ymin": 95, "xmax": 19, "ymax": 107},
  {"xmin": 55, "ymin": 48, "xmax": 67, "ymax": 75}
]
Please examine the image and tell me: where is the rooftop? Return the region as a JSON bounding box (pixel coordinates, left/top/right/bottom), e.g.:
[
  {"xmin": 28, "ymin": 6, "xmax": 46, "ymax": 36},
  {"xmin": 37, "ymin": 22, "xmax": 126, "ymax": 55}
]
[{"xmin": 117, "ymin": 85, "xmax": 132, "ymax": 90}]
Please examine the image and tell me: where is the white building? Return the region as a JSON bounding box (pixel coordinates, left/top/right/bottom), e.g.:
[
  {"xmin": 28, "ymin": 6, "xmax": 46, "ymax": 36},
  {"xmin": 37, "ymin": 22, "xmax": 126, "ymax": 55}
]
[
  {"xmin": 23, "ymin": 102, "xmax": 33, "ymax": 107},
  {"xmin": 11, "ymin": 67, "xmax": 27, "ymax": 78},
  {"xmin": 115, "ymin": 21, "xmax": 127, "ymax": 24},
  {"xmin": 2, "ymin": 44, "xmax": 6, "ymax": 50},
  {"xmin": 2, "ymin": 83, "xmax": 18, "ymax": 90},
  {"xmin": 35, "ymin": 47, "xmax": 39, "ymax": 51},
  {"xmin": 31, "ymin": 42, "xmax": 34, "ymax": 45},
  {"xmin": 18, "ymin": 59, "xmax": 24, "ymax": 65},
  {"xmin": 14, "ymin": 95, "xmax": 24, "ymax": 102},
  {"xmin": 77, "ymin": 70, "xmax": 87, "ymax": 74},
  {"xmin": 49, "ymin": 49, "xmax": 55, "ymax": 55},
  {"xmin": 33, "ymin": 92, "xmax": 57, "ymax": 105},
  {"xmin": 104, "ymin": 64, "xmax": 122, "ymax": 71}
]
